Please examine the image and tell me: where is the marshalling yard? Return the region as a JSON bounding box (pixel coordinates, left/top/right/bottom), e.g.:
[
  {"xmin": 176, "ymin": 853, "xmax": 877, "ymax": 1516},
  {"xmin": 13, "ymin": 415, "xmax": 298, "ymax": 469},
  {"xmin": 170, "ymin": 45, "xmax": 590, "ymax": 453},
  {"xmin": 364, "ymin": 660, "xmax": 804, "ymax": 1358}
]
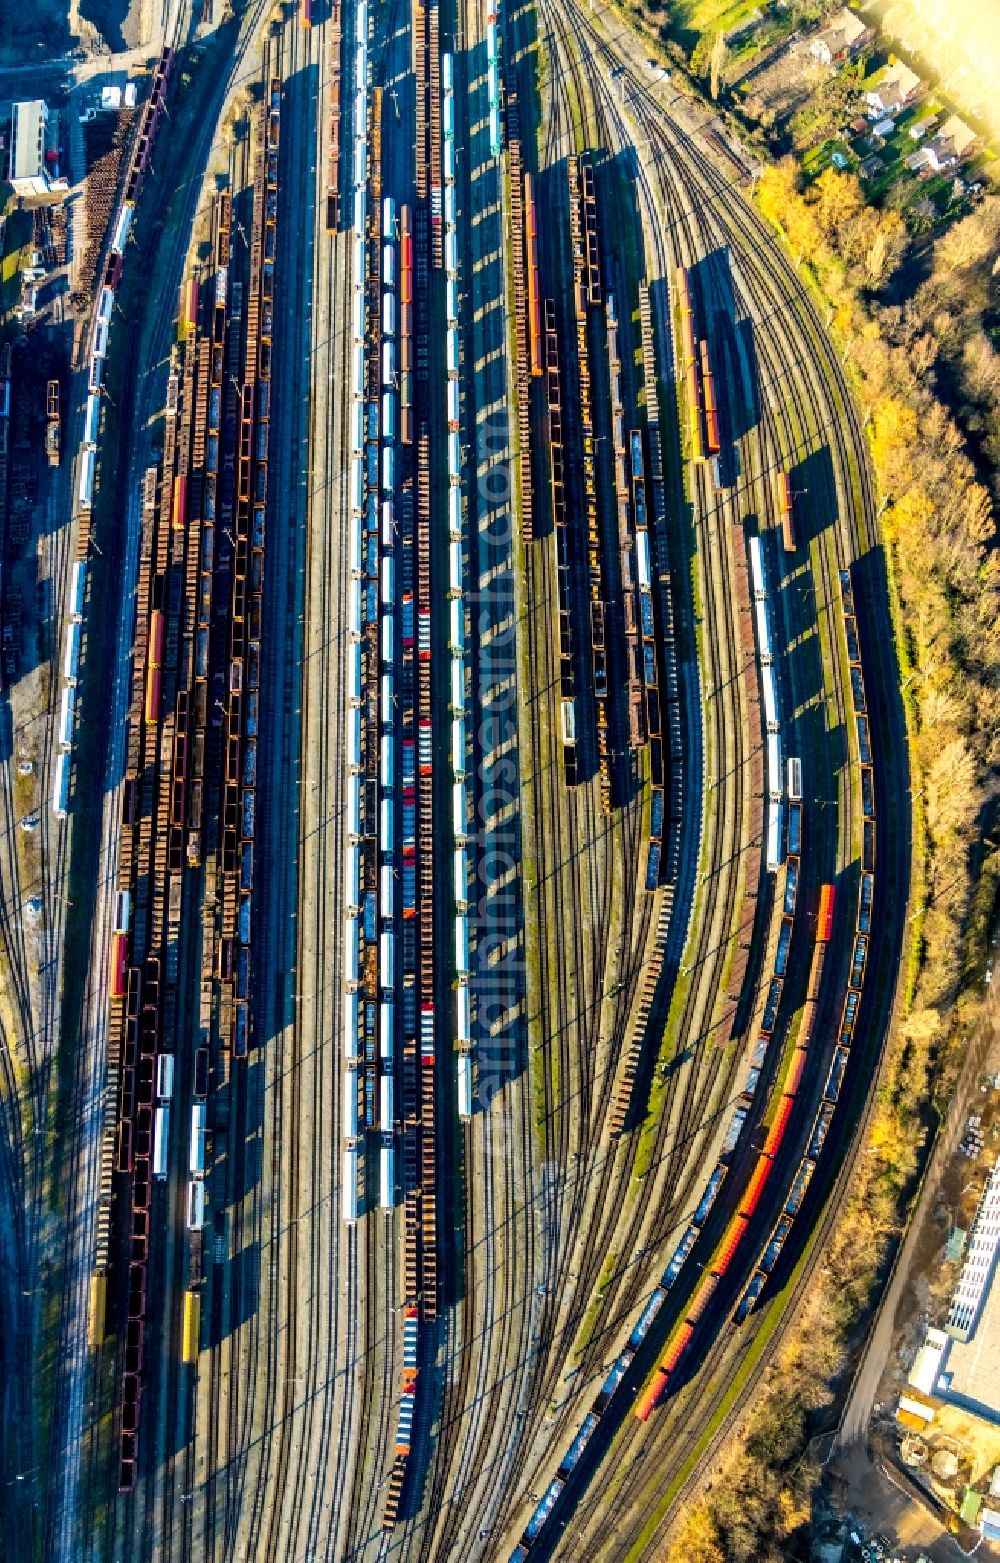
[{"xmin": 0, "ymin": 0, "xmax": 912, "ymax": 1557}]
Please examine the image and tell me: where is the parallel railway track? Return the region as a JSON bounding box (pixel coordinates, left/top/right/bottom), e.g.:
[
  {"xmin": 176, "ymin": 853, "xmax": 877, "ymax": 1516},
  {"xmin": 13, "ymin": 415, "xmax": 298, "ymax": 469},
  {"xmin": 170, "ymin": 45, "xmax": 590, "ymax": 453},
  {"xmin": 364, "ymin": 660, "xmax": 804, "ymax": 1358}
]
[{"xmin": 494, "ymin": 8, "xmax": 909, "ymax": 1557}]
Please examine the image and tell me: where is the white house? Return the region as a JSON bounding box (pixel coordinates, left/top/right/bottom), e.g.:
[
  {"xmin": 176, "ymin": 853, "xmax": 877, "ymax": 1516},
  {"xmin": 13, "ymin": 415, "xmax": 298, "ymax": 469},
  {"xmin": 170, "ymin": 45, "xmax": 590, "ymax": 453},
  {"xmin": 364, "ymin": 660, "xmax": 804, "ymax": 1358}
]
[
  {"xmin": 909, "ymin": 114, "xmax": 977, "ymax": 175},
  {"xmin": 866, "ymin": 61, "xmax": 923, "ymax": 117},
  {"xmin": 809, "ymin": 8, "xmax": 873, "ymax": 66}
]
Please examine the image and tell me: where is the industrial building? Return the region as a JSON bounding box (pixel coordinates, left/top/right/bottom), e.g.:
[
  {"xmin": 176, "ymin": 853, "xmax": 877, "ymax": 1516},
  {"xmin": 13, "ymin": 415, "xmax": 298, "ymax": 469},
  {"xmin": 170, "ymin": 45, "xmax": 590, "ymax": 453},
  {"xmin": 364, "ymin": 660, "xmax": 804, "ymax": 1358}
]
[
  {"xmin": 947, "ymin": 1158, "xmax": 1000, "ymax": 1343},
  {"xmin": 7, "ymin": 99, "xmax": 50, "ymax": 197}
]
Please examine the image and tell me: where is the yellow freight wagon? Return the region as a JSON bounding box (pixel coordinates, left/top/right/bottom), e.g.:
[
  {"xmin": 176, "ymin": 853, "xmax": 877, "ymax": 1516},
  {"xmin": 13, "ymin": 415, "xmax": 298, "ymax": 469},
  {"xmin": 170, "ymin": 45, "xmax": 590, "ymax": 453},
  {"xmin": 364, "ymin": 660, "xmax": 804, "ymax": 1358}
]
[
  {"xmin": 88, "ymin": 1271, "xmax": 107, "ymax": 1349},
  {"xmin": 181, "ymin": 1290, "xmax": 201, "ymax": 1364}
]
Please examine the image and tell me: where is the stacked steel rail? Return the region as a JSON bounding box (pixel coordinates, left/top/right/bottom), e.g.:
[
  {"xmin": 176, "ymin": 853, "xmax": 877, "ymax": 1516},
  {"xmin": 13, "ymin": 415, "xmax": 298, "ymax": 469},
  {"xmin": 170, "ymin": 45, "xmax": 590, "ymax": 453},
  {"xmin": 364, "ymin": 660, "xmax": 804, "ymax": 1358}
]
[
  {"xmin": 605, "ymin": 286, "xmax": 682, "ymax": 1137},
  {"xmin": 735, "ymin": 568, "xmax": 877, "ymax": 1315},
  {"xmin": 544, "ymin": 298, "xmax": 577, "ymax": 785},
  {"xmin": 506, "ymin": 109, "xmax": 533, "ymax": 545},
  {"xmin": 325, "ymin": 0, "xmax": 342, "ymax": 230},
  {"xmin": 567, "ymin": 155, "xmax": 610, "ymax": 811},
  {"xmin": 606, "ymin": 301, "xmax": 644, "ymax": 751},
  {"xmin": 638, "ymin": 280, "xmax": 682, "ymax": 893},
  {"xmin": 428, "ymin": 0, "xmax": 442, "ymax": 268}
]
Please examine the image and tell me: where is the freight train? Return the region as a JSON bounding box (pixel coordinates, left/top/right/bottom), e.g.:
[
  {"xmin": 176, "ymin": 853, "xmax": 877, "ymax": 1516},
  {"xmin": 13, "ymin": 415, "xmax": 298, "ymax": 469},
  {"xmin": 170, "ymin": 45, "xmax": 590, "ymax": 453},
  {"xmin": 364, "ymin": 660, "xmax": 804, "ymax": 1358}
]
[
  {"xmin": 57, "ymin": 47, "xmax": 174, "ymax": 828},
  {"xmin": 511, "ymin": 877, "xmax": 837, "ymax": 1558},
  {"xmin": 343, "ymin": 0, "xmax": 371, "ymax": 1226},
  {"xmin": 634, "ymin": 882, "xmax": 836, "ymax": 1421},
  {"xmin": 440, "ymin": 52, "xmax": 472, "ymax": 1123},
  {"xmin": 736, "ymin": 568, "xmax": 876, "ymax": 1318},
  {"xmin": 748, "ymin": 532, "xmax": 788, "ymax": 871},
  {"xmin": 673, "ymin": 266, "xmax": 702, "ymax": 463},
  {"xmin": 108, "ymin": 82, "xmax": 263, "ymax": 1495},
  {"xmin": 542, "ymin": 297, "xmax": 577, "ymax": 786}
]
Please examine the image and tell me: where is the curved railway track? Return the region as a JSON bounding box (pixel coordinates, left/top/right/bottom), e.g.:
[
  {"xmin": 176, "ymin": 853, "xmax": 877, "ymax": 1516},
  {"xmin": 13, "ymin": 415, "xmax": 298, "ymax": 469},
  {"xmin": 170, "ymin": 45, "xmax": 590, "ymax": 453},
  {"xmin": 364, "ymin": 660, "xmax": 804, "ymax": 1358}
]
[
  {"xmin": 33, "ymin": 0, "xmax": 909, "ymax": 1553},
  {"xmin": 485, "ymin": 0, "xmax": 764, "ymax": 1504},
  {"xmin": 492, "ymin": 7, "xmax": 908, "ymax": 1557}
]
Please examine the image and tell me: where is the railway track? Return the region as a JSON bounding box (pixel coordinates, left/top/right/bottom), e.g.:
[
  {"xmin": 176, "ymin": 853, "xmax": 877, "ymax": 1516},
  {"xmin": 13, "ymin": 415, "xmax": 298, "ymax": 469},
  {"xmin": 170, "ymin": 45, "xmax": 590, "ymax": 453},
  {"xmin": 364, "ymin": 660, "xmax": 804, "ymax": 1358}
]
[
  {"xmin": 27, "ymin": 0, "xmax": 908, "ymax": 1554},
  {"xmin": 413, "ymin": 25, "xmax": 545, "ymax": 1555},
  {"xmin": 493, "ymin": 6, "xmax": 912, "ymax": 1556},
  {"xmin": 481, "ymin": 0, "xmax": 850, "ymax": 1550},
  {"xmin": 489, "ymin": 0, "xmax": 760, "ymax": 1493},
  {"xmin": 222, "ymin": 14, "xmax": 371, "ymax": 1563}
]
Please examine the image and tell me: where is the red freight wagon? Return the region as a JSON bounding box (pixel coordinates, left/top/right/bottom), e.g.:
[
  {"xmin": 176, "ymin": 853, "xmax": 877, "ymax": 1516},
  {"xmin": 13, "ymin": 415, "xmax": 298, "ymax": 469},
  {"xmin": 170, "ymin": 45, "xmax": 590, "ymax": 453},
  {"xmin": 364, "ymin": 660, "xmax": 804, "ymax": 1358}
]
[
  {"xmin": 712, "ymin": 1215, "xmax": 745, "ymax": 1280},
  {"xmin": 817, "ymin": 883, "xmax": 836, "ymax": 943},
  {"xmin": 700, "ymin": 338, "xmax": 720, "ymax": 455},
  {"xmin": 740, "ymin": 1155, "xmax": 773, "ymax": 1221},
  {"xmin": 763, "ymin": 1093, "xmax": 794, "ymax": 1159},
  {"xmin": 634, "ymin": 1321, "xmax": 695, "ymax": 1421}
]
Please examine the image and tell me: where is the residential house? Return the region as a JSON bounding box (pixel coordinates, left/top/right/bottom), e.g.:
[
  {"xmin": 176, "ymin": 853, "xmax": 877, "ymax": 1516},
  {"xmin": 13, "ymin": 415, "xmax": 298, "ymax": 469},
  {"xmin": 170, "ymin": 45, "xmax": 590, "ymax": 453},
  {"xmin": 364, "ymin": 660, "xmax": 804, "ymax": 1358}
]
[
  {"xmin": 809, "ymin": 7, "xmax": 873, "ymax": 66},
  {"xmin": 908, "ymin": 114, "xmax": 938, "ymax": 142},
  {"xmin": 866, "ymin": 60, "xmax": 923, "ymax": 117},
  {"xmin": 910, "ymin": 113, "xmax": 977, "ymax": 175}
]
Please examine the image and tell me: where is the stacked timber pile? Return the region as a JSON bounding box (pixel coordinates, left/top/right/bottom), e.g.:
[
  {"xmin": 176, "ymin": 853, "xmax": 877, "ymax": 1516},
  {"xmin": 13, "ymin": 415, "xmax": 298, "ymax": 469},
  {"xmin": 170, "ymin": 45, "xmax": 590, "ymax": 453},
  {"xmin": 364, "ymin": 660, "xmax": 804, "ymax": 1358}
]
[{"xmin": 70, "ymin": 110, "xmax": 136, "ymax": 312}]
